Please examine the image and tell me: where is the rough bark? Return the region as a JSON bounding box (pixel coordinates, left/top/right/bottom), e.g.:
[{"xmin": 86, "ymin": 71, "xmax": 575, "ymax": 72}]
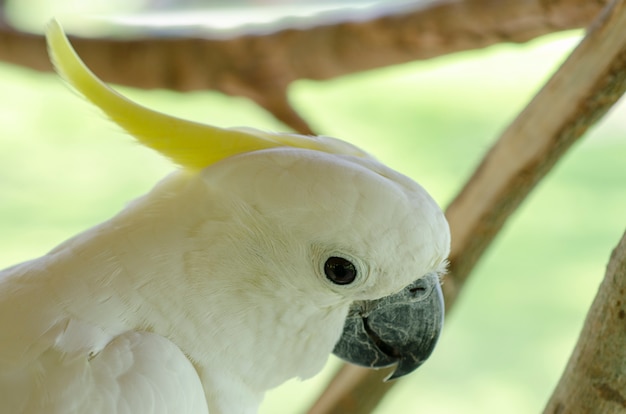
[
  {"xmin": 544, "ymin": 229, "xmax": 626, "ymax": 414},
  {"xmin": 309, "ymin": 0, "xmax": 626, "ymax": 411},
  {"xmin": 0, "ymin": 0, "xmax": 609, "ymax": 133}
]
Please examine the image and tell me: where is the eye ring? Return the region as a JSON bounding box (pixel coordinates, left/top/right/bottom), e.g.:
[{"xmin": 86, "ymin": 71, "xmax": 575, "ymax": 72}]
[{"xmin": 324, "ymin": 256, "xmax": 358, "ymax": 285}]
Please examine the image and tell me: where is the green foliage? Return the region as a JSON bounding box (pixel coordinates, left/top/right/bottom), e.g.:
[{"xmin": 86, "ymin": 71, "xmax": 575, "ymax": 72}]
[{"xmin": 0, "ymin": 30, "xmax": 624, "ymax": 413}]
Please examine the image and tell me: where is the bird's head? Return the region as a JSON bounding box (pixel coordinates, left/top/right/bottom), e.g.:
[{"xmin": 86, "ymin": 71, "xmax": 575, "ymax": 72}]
[{"xmin": 46, "ymin": 20, "xmax": 450, "ymax": 382}]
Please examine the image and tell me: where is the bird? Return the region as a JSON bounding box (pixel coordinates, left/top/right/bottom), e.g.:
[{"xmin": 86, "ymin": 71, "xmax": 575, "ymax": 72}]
[{"xmin": 0, "ymin": 20, "xmax": 450, "ymax": 414}]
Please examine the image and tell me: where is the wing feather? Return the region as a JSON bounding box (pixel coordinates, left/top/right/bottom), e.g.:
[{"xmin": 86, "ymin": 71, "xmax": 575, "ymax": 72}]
[{"xmin": 0, "ymin": 329, "xmax": 208, "ymax": 414}]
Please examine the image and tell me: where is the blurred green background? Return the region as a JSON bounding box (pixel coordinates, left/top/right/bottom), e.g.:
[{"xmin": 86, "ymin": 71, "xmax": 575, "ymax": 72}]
[{"xmin": 1, "ymin": 6, "xmax": 626, "ymax": 413}]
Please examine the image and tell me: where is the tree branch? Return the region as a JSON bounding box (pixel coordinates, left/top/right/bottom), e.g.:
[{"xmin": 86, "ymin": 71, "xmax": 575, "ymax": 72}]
[
  {"xmin": 543, "ymin": 228, "xmax": 626, "ymax": 414},
  {"xmin": 309, "ymin": 0, "xmax": 626, "ymax": 411},
  {"xmin": 0, "ymin": 0, "xmax": 608, "ymax": 133},
  {"xmin": 444, "ymin": 0, "xmax": 626, "ymax": 306}
]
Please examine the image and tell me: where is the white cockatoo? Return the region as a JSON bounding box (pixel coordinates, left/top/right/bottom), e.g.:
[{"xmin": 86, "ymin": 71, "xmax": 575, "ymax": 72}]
[{"xmin": 0, "ymin": 21, "xmax": 450, "ymax": 414}]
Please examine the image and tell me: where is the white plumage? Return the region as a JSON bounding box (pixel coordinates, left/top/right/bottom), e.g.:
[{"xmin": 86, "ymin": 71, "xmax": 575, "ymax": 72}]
[{"xmin": 0, "ymin": 21, "xmax": 450, "ymax": 413}]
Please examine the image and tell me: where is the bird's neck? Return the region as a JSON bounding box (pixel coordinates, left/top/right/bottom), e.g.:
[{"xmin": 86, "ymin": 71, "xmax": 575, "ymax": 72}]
[
  {"xmin": 35, "ymin": 172, "xmax": 211, "ymax": 336},
  {"xmin": 24, "ymin": 170, "xmax": 348, "ymax": 411}
]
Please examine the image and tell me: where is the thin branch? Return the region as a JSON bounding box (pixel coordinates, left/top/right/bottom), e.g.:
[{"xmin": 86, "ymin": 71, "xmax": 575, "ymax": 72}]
[
  {"xmin": 0, "ymin": 0, "xmax": 608, "ymax": 133},
  {"xmin": 543, "ymin": 228, "xmax": 626, "ymax": 414},
  {"xmin": 309, "ymin": 0, "xmax": 626, "ymax": 411}
]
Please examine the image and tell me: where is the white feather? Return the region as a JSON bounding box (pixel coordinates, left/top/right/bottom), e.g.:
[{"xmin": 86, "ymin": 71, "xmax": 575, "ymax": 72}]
[{"xmin": 1, "ymin": 146, "xmax": 449, "ymax": 413}]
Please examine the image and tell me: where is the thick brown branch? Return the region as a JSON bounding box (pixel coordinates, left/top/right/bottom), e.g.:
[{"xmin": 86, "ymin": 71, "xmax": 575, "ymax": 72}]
[
  {"xmin": 0, "ymin": 0, "xmax": 609, "ymax": 134},
  {"xmin": 444, "ymin": 0, "xmax": 626, "ymax": 305},
  {"xmin": 543, "ymin": 228, "xmax": 626, "ymax": 414},
  {"xmin": 309, "ymin": 0, "xmax": 626, "ymax": 412}
]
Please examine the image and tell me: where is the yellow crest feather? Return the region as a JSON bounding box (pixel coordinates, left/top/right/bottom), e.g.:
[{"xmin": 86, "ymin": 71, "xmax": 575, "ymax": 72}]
[{"xmin": 45, "ymin": 20, "xmax": 363, "ymax": 170}]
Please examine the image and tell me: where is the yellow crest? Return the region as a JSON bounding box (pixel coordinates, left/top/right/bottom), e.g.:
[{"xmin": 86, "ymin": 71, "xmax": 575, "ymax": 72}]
[{"xmin": 45, "ymin": 20, "xmax": 367, "ymax": 170}]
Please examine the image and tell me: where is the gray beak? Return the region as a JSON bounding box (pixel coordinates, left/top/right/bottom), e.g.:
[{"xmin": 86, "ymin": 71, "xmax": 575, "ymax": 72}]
[{"xmin": 332, "ymin": 272, "xmax": 444, "ymax": 381}]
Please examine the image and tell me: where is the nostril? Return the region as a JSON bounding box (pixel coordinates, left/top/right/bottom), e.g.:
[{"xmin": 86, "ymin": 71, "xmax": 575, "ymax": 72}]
[
  {"xmin": 409, "ymin": 286, "xmax": 426, "ymax": 295},
  {"xmin": 407, "ymin": 284, "xmax": 430, "ymax": 300}
]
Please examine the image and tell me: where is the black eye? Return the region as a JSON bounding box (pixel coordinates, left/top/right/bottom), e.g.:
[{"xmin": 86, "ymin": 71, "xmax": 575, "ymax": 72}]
[{"xmin": 324, "ymin": 256, "xmax": 357, "ymax": 285}]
